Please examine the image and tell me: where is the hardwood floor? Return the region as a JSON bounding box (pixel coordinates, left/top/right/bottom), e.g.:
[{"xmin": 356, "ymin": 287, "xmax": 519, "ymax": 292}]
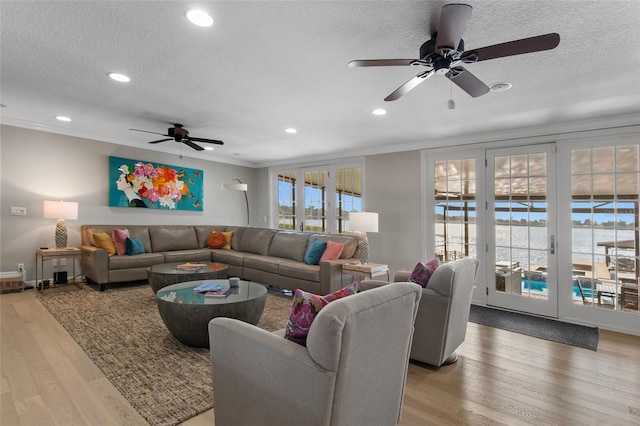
[{"xmin": 2, "ymin": 289, "xmax": 639, "ymax": 426}]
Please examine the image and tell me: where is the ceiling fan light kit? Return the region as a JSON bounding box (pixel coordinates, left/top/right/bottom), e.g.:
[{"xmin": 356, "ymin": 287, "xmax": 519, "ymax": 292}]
[{"xmin": 349, "ymin": 3, "xmax": 559, "ymax": 102}]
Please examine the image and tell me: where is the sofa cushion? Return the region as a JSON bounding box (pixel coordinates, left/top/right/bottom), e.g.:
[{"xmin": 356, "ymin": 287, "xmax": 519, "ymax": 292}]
[
  {"xmin": 162, "ymin": 249, "xmax": 212, "ymax": 263},
  {"xmin": 278, "ymin": 260, "xmax": 321, "ymax": 282},
  {"xmin": 149, "ymin": 226, "xmax": 199, "ymax": 252},
  {"xmin": 311, "ymin": 234, "xmax": 358, "ymax": 259},
  {"xmin": 93, "ymin": 232, "xmax": 116, "ymax": 256},
  {"xmin": 304, "ymin": 238, "xmax": 327, "ymax": 265},
  {"xmin": 320, "ymin": 240, "xmax": 344, "ymax": 261},
  {"xmin": 108, "ymin": 252, "xmax": 165, "ymax": 270},
  {"xmin": 237, "ymin": 228, "xmax": 276, "ymax": 256},
  {"xmin": 125, "ymin": 237, "xmax": 145, "ymax": 255},
  {"xmin": 243, "ymin": 254, "xmax": 283, "ymax": 274},
  {"xmin": 284, "ymin": 282, "xmax": 358, "ymax": 346},
  {"xmin": 212, "ymin": 249, "xmax": 245, "ymax": 267},
  {"xmin": 112, "ymin": 228, "xmax": 130, "ymax": 256},
  {"xmin": 268, "ymin": 232, "xmax": 310, "ymax": 262},
  {"xmin": 409, "ymin": 257, "xmax": 440, "ymax": 288},
  {"xmin": 207, "ymin": 232, "xmax": 227, "ymax": 249}
]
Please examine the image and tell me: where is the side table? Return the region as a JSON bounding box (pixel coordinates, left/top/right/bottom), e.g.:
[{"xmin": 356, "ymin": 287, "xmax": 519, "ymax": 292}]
[
  {"xmin": 342, "ymin": 262, "xmax": 390, "ymax": 286},
  {"xmin": 36, "ymin": 247, "xmax": 82, "ymax": 293}
]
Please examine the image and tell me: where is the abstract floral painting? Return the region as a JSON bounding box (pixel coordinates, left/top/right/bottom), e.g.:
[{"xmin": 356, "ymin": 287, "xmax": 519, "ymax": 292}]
[{"xmin": 109, "ymin": 156, "xmax": 203, "ymax": 210}]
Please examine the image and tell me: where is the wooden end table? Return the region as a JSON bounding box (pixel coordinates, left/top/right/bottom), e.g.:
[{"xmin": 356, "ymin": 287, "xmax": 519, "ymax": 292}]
[
  {"xmin": 35, "ymin": 247, "xmax": 82, "ymax": 293},
  {"xmin": 342, "ymin": 262, "xmax": 390, "ymax": 286}
]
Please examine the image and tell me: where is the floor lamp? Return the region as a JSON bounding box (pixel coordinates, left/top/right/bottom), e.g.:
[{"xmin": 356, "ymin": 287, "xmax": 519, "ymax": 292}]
[
  {"xmin": 43, "ymin": 200, "xmax": 79, "ymax": 248},
  {"xmin": 221, "ymin": 179, "xmax": 249, "ymax": 225},
  {"xmin": 348, "ymin": 212, "xmax": 379, "ymax": 264}
]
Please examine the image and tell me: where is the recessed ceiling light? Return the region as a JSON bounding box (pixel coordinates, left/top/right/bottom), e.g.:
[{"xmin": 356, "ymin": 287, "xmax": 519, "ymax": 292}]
[
  {"xmin": 204, "ymin": 146, "xmax": 214, "ymax": 151},
  {"xmin": 372, "ymin": 108, "xmax": 387, "ymax": 116},
  {"xmin": 285, "ymin": 128, "xmax": 297, "ymax": 134},
  {"xmin": 56, "ymin": 116, "xmax": 71, "ymax": 122},
  {"xmin": 186, "ymin": 10, "xmax": 213, "ymax": 27},
  {"xmin": 108, "ymin": 73, "xmax": 130, "ymax": 83},
  {"xmin": 490, "ymin": 82, "xmax": 512, "ymax": 92}
]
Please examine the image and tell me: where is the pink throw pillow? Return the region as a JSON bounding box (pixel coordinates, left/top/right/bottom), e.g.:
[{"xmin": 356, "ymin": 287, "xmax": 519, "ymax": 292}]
[
  {"xmin": 112, "ymin": 228, "xmax": 130, "ymax": 256},
  {"xmin": 319, "ymin": 240, "xmax": 345, "ymax": 262},
  {"xmin": 409, "ymin": 258, "xmax": 440, "ymax": 288},
  {"xmin": 284, "ymin": 282, "xmax": 358, "ymax": 346}
]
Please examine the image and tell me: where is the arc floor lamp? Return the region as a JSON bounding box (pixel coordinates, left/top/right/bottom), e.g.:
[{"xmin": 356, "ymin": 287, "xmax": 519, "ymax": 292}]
[{"xmin": 221, "ymin": 179, "xmax": 249, "ymax": 225}]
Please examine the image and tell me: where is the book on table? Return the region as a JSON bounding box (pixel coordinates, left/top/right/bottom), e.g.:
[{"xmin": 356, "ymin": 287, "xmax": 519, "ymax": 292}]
[
  {"xmin": 204, "ymin": 285, "xmax": 232, "ymax": 298},
  {"xmin": 193, "ymin": 283, "xmax": 227, "ymax": 293}
]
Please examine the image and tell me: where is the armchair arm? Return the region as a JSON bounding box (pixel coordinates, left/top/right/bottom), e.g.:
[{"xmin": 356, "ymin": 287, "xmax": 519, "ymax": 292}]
[{"xmin": 209, "ymin": 317, "xmax": 336, "ymax": 426}]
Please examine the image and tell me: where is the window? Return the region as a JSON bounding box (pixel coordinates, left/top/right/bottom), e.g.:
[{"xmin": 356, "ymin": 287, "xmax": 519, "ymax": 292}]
[
  {"xmin": 272, "ymin": 161, "xmax": 363, "ymax": 234},
  {"xmin": 434, "ymin": 158, "xmax": 478, "ymax": 262},
  {"xmin": 570, "ymin": 144, "xmax": 639, "ymax": 312}
]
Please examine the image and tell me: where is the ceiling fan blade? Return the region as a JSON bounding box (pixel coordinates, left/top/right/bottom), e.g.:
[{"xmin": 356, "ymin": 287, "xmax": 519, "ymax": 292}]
[
  {"xmin": 130, "ymin": 128, "xmax": 169, "ymax": 137},
  {"xmin": 384, "ymin": 70, "xmax": 434, "ymax": 101},
  {"xmin": 183, "ymin": 140, "xmax": 205, "ymax": 151},
  {"xmin": 189, "ymin": 137, "xmax": 224, "ymax": 145},
  {"xmin": 349, "ymin": 59, "xmax": 417, "ymax": 67},
  {"xmin": 149, "ymin": 138, "xmax": 172, "ymax": 144},
  {"xmin": 461, "ymin": 33, "xmax": 560, "ymax": 63},
  {"xmin": 446, "ymin": 67, "xmax": 490, "ymax": 98},
  {"xmin": 435, "ymin": 3, "xmax": 473, "ymax": 55}
]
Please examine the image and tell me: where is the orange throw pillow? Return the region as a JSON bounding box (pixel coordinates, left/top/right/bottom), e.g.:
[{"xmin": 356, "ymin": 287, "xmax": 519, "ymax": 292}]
[{"xmin": 207, "ymin": 232, "xmax": 227, "ymax": 249}]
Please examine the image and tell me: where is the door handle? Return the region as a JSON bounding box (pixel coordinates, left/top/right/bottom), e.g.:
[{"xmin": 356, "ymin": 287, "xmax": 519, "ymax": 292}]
[{"xmin": 550, "ymin": 235, "xmax": 555, "ymax": 255}]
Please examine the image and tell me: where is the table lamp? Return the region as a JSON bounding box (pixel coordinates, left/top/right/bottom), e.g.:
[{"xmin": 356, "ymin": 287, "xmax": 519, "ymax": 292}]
[
  {"xmin": 221, "ymin": 179, "xmax": 249, "ymax": 225},
  {"xmin": 43, "ymin": 200, "xmax": 78, "ymax": 248},
  {"xmin": 349, "ymin": 212, "xmax": 378, "ymax": 264}
]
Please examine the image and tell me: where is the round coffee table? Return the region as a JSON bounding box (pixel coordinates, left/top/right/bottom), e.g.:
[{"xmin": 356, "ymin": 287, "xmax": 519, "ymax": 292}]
[
  {"xmin": 147, "ymin": 262, "xmax": 228, "ymax": 293},
  {"xmin": 156, "ymin": 279, "xmax": 267, "ymax": 348}
]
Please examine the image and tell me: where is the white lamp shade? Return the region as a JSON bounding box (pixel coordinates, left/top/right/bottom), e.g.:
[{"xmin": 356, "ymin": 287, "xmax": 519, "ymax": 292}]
[
  {"xmin": 349, "ymin": 212, "xmax": 378, "ymax": 233},
  {"xmin": 221, "ymin": 182, "xmax": 248, "ymax": 191},
  {"xmin": 43, "ymin": 200, "xmax": 78, "ymax": 220}
]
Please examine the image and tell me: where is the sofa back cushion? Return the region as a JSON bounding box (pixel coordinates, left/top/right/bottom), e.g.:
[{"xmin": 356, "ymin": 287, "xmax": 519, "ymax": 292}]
[
  {"xmin": 237, "ymin": 228, "xmax": 275, "ymax": 256},
  {"xmin": 149, "ymin": 226, "xmax": 199, "ymax": 252},
  {"xmin": 310, "ymin": 234, "xmax": 359, "ymax": 259},
  {"xmin": 268, "ymin": 232, "xmax": 310, "ymax": 262}
]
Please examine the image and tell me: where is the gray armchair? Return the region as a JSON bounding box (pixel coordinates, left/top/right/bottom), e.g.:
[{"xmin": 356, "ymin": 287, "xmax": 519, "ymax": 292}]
[
  {"xmin": 208, "ymin": 282, "xmax": 422, "ymax": 426},
  {"xmin": 362, "ymin": 257, "xmax": 480, "ymax": 367}
]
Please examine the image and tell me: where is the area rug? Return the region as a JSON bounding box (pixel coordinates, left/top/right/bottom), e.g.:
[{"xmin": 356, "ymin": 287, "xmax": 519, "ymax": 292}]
[
  {"xmin": 469, "ymin": 305, "xmax": 599, "ymax": 351},
  {"xmin": 38, "ymin": 283, "xmax": 292, "ymax": 426}
]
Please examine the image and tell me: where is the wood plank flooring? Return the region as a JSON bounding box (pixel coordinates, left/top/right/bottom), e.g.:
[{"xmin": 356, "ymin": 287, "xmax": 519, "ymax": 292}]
[{"xmin": 2, "ymin": 289, "xmax": 639, "ymax": 425}]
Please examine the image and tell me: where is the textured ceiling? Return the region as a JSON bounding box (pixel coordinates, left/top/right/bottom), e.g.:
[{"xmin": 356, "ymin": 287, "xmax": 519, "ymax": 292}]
[{"xmin": 1, "ymin": 1, "xmax": 639, "ymax": 167}]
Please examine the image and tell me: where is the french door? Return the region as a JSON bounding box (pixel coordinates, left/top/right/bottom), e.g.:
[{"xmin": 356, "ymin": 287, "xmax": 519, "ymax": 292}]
[{"xmin": 486, "ymin": 144, "xmax": 558, "ymax": 317}]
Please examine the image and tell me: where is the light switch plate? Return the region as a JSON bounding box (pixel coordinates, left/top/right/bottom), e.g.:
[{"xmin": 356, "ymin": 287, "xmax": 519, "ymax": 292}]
[{"xmin": 10, "ymin": 207, "xmax": 27, "ymax": 216}]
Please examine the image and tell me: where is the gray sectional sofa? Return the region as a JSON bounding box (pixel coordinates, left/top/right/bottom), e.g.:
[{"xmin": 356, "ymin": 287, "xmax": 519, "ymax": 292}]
[{"xmin": 80, "ymin": 225, "xmax": 360, "ymax": 294}]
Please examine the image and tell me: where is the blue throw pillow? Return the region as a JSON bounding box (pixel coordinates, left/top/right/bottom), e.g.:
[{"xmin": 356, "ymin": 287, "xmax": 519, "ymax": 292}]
[
  {"xmin": 304, "ymin": 238, "xmax": 327, "ymax": 265},
  {"xmin": 125, "ymin": 237, "xmax": 145, "ymax": 255}
]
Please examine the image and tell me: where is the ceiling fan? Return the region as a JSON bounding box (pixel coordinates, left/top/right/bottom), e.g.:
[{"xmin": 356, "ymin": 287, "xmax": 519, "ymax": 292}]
[
  {"xmin": 348, "ymin": 3, "xmax": 560, "ymax": 101},
  {"xmin": 130, "ymin": 123, "xmax": 224, "ymax": 151}
]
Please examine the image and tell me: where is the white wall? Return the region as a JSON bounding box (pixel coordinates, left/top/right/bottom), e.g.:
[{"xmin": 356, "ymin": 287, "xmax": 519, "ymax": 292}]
[
  {"xmin": 364, "ymin": 151, "xmax": 423, "ymax": 277},
  {"xmin": 0, "ymin": 125, "xmax": 257, "ymax": 282}
]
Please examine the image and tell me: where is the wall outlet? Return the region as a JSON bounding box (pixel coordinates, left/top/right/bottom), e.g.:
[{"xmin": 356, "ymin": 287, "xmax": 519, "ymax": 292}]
[
  {"xmin": 10, "ymin": 206, "xmax": 27, "ymax": 216},
  {"xmin": 18, "ymin": 264, "xmax": 25, "ymax": 280}
]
